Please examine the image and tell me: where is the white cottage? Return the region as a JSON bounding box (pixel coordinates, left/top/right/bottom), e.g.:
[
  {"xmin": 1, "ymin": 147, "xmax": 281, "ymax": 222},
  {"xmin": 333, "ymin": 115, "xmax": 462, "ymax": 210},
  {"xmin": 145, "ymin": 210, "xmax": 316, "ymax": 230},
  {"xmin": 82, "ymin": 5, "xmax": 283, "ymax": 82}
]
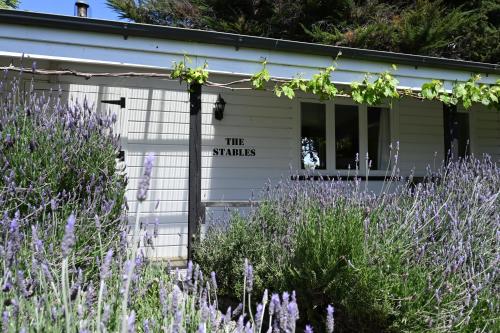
[{"xmin": 0, "ymin": 9, "xmax": 499, "ymax": 261}]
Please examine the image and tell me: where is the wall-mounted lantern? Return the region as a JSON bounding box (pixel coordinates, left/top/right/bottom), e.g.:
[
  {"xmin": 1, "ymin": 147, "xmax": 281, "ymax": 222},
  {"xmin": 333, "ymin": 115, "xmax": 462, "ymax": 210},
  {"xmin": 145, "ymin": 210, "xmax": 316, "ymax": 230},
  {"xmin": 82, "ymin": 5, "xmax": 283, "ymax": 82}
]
[{"xmin": 213, "ymin": 94, "xmax": 226, "ymax": 121}]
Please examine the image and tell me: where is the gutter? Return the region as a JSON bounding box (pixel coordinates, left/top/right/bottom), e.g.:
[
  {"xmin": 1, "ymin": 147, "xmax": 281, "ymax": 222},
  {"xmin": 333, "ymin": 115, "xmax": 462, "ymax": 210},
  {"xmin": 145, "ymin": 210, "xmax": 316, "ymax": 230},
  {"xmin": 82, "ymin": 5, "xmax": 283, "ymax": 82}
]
[{"xmin": 0, "ymin": 9, "xmax": 499, "ymax": 75}]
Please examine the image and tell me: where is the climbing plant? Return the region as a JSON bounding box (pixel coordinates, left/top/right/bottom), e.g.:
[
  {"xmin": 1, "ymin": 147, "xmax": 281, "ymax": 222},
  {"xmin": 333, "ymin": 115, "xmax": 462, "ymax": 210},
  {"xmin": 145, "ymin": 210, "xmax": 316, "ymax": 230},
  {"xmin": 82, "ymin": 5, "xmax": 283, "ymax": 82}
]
[
  {"xmin": 171, "ymin": 56, "xmax": 209, "ymax": 85},
  {"xmin": 3, "ymin": 57, "xmax": 499, "ymax": 111},
  {"xmin": 171, "ymin": 57, "xmax": 500, "ymax": 111}
]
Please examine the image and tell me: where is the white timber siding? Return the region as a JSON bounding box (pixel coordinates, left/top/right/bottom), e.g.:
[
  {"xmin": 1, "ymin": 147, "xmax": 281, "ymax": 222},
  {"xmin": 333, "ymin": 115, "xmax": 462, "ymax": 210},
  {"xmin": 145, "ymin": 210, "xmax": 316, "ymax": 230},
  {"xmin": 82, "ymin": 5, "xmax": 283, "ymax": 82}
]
[
  {"xmin": 396, "ymin": 99, "xmax": 445, "ymax": 176},
  {"xmin": 20, "ymin": 71, "xmax": 298, "ymax": 259},
  {"xmin": 2, "ymin": 59, "xmax": 499, "ymax": 260},
  {"xmin": 469, "ymin": 105, "xmax": 500, "ymax": 162}
]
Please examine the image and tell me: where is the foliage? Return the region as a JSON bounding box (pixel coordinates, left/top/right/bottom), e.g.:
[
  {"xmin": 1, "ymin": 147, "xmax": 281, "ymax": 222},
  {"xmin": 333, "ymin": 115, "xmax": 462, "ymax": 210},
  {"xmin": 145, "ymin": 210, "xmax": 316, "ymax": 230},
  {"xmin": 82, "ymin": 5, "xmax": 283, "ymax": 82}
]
[
  {"xmin": 250, "ymin": 61, "xmax": 270, "ymax": 90},
  {"xmin": 171, "ymin": 57, "xmax": 209, "ymax": 85},
  {"xmin": 273, "ymin": 65, "xmax": 339, "ymax": 100},
  {"xmin": 0, "ymin": 73, "xmax": 328, "ymax": 332},
  {"xmin": 0, "ymin": 71, "xmax": 126, "ymax": 275},
  {"xmin": 106, "ymin": 0, "xmax": 203, "ymax": 27},
  {"xmin": 244, "ymin": 60, "xmax": 500, "ymax": 110},
  {"xmin": 194, "ymin": 155, "xmax": 500, "ymax": 332},
  {"xmin": 351, "ymin": 68, "xmax": 400, "ymax": 106},
  {"xmin": 420, "ymin": 76, "xmax": 500, "ymax": 109},
  {"xmin": 107, "ymin": 0, "xmax": 500, "ymax": 64},
  {"xmin": 0, "ymin": 0, "xmax": 18, "ymax": 10}
]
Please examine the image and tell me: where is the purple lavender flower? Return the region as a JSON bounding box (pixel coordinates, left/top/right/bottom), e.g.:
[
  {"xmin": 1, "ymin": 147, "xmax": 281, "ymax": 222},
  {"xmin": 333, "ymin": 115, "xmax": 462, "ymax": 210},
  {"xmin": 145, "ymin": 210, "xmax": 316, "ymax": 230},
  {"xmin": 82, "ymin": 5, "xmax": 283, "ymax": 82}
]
[
  {"xmin": 210, "ymin": 271, "xmax": 217, "ymax": 291},
  {"xmin": 279, "ymin": 293, "xmax": 289, "ymax": 330},
  {"xmin": 171, "ymin": 285, "xmax": 181, "ymax": 314},
  {"xmin": 143, "ymin": 319, "xmax": 151, "ymax": 333},
  {"xmin": 102, "ymin": 304, "xmax": 111, "ymax": 326},
  {"xmin": 270, "ymin": 293, "xmax": 280, "ymax": 317},
  {"xmin": 326, "ymin": 305, "xmax": 335, "ymax": 333},
  {"xmin": 61, "ymin": 213, "xmax": 76, "ymax": 258},
  {"xmin": 210, "ymin": 304, "xmax": 218, "ymax": 331},
  {"xmin": 100, "ymin": 249, "xmax": 113, "ymax": 280},
  {"xmin": 262, "ymin": 289, "xmax": 268, "ymax": 305},
  {"xmin": 159, "ymin": 280, "xmax": 168, "ymax": 316},
  {"xmin": 233, "ymin": 304, "xmax": 243, "ymax": 319},
  {"xmin": 245, "ymin": 262, "xmax": 253, "ymax": 293},
  {"xmin": 224, "ymin": 306, "xmax": 232, "ymax": 324},
  {"xmin": 127, "ymin": 310, "xmax": 136, "ymax": 333},
  {"xmin": 136, "ymin": 153, "xmax": 154, "ymax": 201},
  {"xmin": 236, "ymin": 315, "xmax": 244, "ymax": 333},
  {"xmin": 305, "ymin": 325, "xmax": 314, "ymax": 333},
  {"xmin": 16, "ymin": 270, "xmax": 29, "ymax": 298},
  {"xmin": 2, "ymin": 311, "xmax": 9, "ymax": 332},
  {"xmin": 153, "ymin": 218, "xmax": 159, "ymax": 238},
  {"xmin": 200, "ymin": 301, "xmax": 209, "ymax": 324},
  {"xmin": 172, "ymin": 310, "xmax": 182, "ymax": 333},
  {"xmin": 4, "ymin": 133, "xmax": 13, "ymax": 147},
  {"xmin": 244, "ymin": 321, "xmax": 252, "ymax": 333},
  {"xmin": 287, "ymin": 300, "xmax": 299, "ymax": 332},
  {"xmin": 85, "ymin": 282, "xmax": 96, "ymax": 311},
  {"xmin": 255, "ymin": 303, "xmax": 264, "ymax": 331},
  {"xmin": 31, "ymin": 225, "xmax": 43, "ymax": 256},
  {"xmin": 186, "ymin": 260, "xmax": 193, "ymax": 282}
]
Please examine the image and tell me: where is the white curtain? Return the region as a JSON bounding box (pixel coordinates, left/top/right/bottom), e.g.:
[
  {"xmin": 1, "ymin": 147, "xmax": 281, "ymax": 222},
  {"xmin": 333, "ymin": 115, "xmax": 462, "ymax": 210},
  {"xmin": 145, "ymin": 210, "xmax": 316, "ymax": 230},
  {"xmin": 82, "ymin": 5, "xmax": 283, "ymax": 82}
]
[{"xmin": 377, "ymin": 109, "xmax": 391, "ymax": 169}]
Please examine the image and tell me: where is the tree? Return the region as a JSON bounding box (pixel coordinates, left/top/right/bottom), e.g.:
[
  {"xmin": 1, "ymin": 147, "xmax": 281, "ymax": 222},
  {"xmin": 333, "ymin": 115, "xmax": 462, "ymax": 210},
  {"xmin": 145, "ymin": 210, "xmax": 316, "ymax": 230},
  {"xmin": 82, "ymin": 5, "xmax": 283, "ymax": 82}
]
[
  {"xmin": 0, "ymin": 0, "xmax": 19, "ymax": 9},
  {"xmin": 106, "ymin": 0, "xmax": 500, "ymax": 64}
]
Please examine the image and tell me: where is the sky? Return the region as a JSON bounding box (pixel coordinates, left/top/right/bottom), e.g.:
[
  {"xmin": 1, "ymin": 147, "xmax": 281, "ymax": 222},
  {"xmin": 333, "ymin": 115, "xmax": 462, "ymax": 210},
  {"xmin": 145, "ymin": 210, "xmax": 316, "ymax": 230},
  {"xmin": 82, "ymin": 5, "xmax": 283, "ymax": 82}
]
[{"xmin": 19, "ymin": 0, "xmax": 125, "ymax": 21}]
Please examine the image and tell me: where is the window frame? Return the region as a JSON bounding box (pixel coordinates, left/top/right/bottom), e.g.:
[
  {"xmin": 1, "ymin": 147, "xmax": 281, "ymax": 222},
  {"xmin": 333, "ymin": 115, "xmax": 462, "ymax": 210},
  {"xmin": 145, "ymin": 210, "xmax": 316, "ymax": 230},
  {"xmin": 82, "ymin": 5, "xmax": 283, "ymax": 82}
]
[{"xmin": 296, "ymin": 97, "xmax": 398, "ymax": 176}]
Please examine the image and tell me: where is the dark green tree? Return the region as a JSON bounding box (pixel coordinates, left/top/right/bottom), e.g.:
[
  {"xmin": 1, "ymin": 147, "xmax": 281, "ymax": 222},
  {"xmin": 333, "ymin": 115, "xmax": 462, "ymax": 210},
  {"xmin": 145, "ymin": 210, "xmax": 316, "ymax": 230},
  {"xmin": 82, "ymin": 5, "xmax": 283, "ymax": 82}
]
[
  {"xmin": 0, "ymin": 0, "xmax": 19, "ymax": 9},
  {"xmin": 106, "ymin": 0, "xmax": 500, "ymax": 63}
]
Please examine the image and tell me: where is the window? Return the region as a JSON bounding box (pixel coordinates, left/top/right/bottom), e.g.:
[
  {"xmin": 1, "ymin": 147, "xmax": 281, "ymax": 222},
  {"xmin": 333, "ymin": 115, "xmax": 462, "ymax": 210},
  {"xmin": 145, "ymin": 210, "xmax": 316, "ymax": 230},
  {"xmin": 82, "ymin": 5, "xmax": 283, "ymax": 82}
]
[
  {"xmin": 301, "ymin": 103, "xmax": 326, "ymax": 169},
  {"xmin": 367, "ymin": 107, "xmax": 391, "ymax": 170},
  {"xmin": 298, "ymin": 101, "xmax": 393, "ymax": 173},
  {"xmin": 444, "ymin": 105, "xmax": 469, "ymax": 160},
  {"xmin": 335, "ymin": 105, "xmax": 359, "ymax": 169}
]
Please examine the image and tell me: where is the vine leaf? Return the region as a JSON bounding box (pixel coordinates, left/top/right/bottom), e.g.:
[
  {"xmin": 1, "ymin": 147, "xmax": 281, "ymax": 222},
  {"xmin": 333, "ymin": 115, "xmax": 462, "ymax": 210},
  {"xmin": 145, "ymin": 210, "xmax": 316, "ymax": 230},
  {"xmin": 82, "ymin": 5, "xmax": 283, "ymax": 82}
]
[
  {"xmin": 171, "ymin": 55, "xmax": 209, "ymax": 85},
  {"xmin": 350, "ymin": 71, "xmax": 399, "ymax": 106},
  {"xmin": 251, "ymin": 60, "xmax": 270, "ymax": 90}
]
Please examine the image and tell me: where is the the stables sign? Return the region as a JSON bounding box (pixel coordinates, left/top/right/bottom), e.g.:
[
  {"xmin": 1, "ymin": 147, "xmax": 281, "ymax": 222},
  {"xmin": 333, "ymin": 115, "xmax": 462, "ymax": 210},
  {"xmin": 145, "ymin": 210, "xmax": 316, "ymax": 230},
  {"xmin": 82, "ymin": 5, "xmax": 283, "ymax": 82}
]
[{"xmin": 213, "ymin": 137, "xmax": 256, "ymax": 157}]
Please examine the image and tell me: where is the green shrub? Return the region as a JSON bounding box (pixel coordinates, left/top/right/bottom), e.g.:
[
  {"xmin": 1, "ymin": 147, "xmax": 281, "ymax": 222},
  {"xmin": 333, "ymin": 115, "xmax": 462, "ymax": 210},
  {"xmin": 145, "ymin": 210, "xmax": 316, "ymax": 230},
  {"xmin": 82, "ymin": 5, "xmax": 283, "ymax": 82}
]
[
  {"xmin": 194, "ymin": 156, "xmax": 500, "ymax": 332},
  {"xmin": 0, "ymin": 74, "xmax": 126, "ymax": 275}
]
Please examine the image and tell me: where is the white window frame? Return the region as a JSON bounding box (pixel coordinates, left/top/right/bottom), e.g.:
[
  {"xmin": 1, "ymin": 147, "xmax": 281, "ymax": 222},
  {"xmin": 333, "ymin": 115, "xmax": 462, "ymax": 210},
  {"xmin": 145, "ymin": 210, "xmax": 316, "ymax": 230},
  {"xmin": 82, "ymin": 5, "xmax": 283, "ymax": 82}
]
[{"xmin": 296, "ymin": 96, "xmax": 397, "ymax": 176}]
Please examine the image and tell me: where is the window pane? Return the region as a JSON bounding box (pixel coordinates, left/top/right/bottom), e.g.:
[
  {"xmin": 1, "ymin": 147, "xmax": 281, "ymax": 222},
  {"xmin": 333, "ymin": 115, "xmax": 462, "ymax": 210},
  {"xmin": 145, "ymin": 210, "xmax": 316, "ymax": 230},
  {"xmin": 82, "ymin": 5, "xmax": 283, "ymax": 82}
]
[
  {"xmin": 368, "ymin": 107, "xmax": 391, "ymax": 170},
  {"xmin": 301, "ymin": 103, "xmax": 326, "ymax": 170},
  {"xmin": 455, "ymin": 113, "xmax": 470, "ymax": 158},
  {"xmin": 444, "ymin": 105, "xmax": 470, "ymax": 160},
  {"xmin": 335, "ymin": 105, "xmax": 358, "ymax": 169}
]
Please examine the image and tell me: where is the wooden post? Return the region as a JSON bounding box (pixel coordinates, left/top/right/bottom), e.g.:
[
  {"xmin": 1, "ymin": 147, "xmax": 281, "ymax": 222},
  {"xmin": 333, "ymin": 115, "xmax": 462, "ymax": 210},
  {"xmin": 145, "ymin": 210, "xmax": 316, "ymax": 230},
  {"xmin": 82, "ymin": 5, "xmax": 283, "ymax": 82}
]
[{"xmin": 188, "ymin": 83, "xmax": 202, "ymax": 260}]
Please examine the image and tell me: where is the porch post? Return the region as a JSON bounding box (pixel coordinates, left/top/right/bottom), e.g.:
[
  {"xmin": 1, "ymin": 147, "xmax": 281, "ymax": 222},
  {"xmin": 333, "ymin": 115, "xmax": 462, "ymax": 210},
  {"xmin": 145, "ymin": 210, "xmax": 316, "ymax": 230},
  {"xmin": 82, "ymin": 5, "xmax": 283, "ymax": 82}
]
[{"xmin": 188, "ymin": 83, "xmax": 202, "ymax": 260}]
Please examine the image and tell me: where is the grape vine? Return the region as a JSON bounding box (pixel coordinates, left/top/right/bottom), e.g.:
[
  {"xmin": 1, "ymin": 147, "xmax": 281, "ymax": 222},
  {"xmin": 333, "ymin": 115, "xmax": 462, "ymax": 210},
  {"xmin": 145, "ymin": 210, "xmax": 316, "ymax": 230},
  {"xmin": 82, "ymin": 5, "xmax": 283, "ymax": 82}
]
[{"xmin": 171, "ymin": 57, "xmax": 500, "ymax": 111}]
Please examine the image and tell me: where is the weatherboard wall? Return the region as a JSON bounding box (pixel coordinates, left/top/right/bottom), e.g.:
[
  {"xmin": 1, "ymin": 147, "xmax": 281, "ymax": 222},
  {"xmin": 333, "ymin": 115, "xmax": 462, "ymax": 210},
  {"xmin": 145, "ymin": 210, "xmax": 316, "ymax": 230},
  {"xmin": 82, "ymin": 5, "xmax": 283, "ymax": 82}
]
[{"xmin": 5, "ymin": 60, "xmax": 499, "ymax": 259}]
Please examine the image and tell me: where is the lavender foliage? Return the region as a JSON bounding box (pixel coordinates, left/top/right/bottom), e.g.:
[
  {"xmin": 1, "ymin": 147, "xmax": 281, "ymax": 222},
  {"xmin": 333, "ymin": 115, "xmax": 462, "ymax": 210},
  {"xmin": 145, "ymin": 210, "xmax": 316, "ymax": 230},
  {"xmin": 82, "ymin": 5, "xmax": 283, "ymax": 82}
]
[
  {"xmin": 0, "ymin": 71, "xmax": 126, "ymax": 272},
  {"xmin": 0, "ymin": 72, "xmax": 302, "ymax": 332},
  {"xmin": 195, "ymin": 155, "xmax": 499, "ymax": 332}
]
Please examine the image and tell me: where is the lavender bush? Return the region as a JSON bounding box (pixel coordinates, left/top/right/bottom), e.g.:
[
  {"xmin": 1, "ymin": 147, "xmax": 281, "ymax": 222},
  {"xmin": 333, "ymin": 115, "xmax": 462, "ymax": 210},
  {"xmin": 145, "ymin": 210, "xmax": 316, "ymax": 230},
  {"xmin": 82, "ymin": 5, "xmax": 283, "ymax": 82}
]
[
  {"xmin": 0, "ymin": 69, "xmax": 127, "ymax": 273},
  {"xmin": 195, "ymin": 153, "xmax": 499, "ymax": 332},
  {"xmin": 0, "ymin": 71, "xmax": 322, "ymax": 332}
]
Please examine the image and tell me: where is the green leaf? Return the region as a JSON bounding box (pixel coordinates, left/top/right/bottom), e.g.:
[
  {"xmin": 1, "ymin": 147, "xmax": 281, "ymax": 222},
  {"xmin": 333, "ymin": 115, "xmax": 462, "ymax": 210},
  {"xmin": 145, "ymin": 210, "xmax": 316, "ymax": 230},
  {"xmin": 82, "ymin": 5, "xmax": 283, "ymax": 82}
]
[{"xmin": 282, "ymin": 86, "xmax": 295, "ymax": 99}]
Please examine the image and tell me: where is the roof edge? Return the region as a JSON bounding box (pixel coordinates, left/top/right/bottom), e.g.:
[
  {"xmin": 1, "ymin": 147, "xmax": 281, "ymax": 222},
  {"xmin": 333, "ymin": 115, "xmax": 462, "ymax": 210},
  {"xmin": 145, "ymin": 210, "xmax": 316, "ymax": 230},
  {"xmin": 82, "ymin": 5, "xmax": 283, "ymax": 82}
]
[{"xmin": 0, "ymin": 9, "xmax": 499, "ymax": 75}]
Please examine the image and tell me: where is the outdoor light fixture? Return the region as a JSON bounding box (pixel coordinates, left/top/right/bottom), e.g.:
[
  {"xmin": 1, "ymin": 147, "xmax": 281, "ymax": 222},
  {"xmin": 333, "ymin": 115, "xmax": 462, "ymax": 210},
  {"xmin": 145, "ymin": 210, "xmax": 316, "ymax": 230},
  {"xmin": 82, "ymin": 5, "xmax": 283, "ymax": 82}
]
[{"xmin": 213, "ymin": 94, "xmax": 226, "ymax": 121}]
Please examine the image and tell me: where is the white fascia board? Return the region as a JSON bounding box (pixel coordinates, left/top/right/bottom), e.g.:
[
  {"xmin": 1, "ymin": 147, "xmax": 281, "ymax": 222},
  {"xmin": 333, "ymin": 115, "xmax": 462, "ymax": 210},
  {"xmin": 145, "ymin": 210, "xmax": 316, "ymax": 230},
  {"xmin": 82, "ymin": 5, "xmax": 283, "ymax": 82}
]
[{"xmin": 0, "ymin": 23, "xmax": 499, "ymax": 91}]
